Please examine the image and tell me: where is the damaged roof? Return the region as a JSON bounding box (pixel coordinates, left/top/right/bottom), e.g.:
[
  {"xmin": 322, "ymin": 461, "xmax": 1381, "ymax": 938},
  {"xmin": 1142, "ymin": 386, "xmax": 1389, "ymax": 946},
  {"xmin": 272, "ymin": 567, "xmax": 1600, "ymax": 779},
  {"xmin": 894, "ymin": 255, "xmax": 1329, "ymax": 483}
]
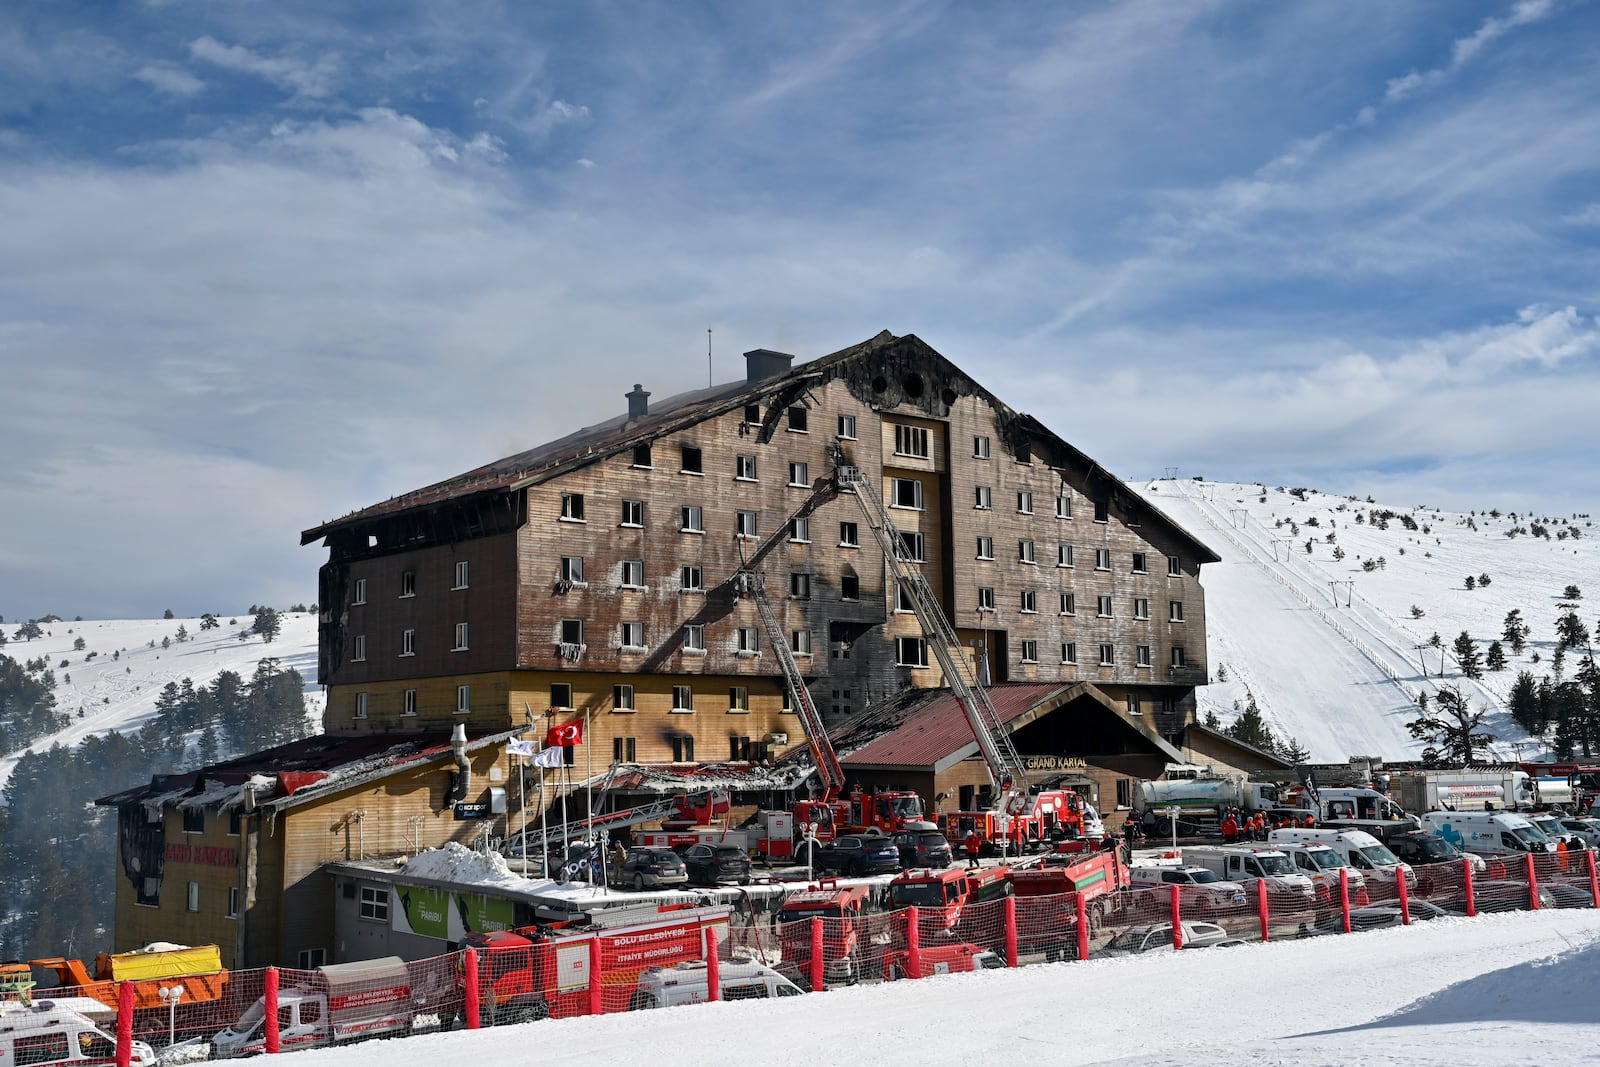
[
  {"xmin": 300, "ymin": 330, "xmax": 1218, "ymax": 563},
  {"xmin": 95, "ymin": 727, "xmax": 518, "ymax": 817},
  {"xmin": 836, "ymin": 682, "xmax": 1187, "ymax": 774}
]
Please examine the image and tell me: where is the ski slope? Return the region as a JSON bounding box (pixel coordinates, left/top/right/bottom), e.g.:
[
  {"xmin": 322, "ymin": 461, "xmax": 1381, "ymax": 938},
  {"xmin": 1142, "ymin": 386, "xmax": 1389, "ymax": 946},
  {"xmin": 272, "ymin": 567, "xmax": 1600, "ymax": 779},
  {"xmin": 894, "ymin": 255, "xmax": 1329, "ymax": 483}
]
[
  {"xmin": 0, "ymin": 611, "xmax": 322, "ymax": 794},
  {"xmin": 1140, "ymin": 479, "xmax": 1590, "ymax": 762},
  {"xmin": 275, "ymin": 907, "xmax": 1600, "ymax": 1067}
]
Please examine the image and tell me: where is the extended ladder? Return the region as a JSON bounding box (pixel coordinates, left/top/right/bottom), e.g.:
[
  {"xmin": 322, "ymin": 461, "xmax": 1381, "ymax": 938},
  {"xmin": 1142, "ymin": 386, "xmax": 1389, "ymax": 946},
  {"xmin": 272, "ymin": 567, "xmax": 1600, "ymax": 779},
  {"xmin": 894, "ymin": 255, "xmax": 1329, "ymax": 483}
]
[
  {"xmin": 733, "ymin": 567, "xmax": 844, "ymax": 801},
  {"xmin": 834, "ymin": 462, "xmax": 1030, "ymax": 815}
]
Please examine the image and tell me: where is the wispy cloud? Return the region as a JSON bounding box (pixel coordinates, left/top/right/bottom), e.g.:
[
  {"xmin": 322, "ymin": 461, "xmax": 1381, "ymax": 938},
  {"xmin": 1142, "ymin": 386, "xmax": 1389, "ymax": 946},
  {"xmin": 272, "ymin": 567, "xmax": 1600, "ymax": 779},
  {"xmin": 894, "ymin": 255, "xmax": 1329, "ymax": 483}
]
[
  {"xmin": 188, "ymin": 35, "xmax": 339, "ymax": 100},
  {"xmin": 134, "ymin": 61, "xmax": 203, "ymax": 97},
  {"xmin": 1387, "ymin": 0, "xmax": 1557, "ymax": 102}
]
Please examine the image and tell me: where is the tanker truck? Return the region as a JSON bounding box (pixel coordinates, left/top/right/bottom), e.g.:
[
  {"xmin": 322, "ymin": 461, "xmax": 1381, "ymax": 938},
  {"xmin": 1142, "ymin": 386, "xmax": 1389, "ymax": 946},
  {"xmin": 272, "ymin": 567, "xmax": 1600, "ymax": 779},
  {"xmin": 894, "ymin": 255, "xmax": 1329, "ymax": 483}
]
[
  {"xmin": 1387, "ymin": 770, "xmax": 1533, "ymax": 815},
  {"xmin": 1133, "ymin": 775, "xmax": 1281, "ymax": 836}
]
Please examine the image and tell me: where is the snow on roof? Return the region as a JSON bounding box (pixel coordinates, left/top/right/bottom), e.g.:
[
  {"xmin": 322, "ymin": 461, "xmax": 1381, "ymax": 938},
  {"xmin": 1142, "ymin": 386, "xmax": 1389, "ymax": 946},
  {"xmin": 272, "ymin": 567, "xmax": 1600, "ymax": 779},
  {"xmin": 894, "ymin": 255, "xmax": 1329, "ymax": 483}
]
[{"xmin": 401, "ymin": 842, "xmax": 528, "ymax": 890}]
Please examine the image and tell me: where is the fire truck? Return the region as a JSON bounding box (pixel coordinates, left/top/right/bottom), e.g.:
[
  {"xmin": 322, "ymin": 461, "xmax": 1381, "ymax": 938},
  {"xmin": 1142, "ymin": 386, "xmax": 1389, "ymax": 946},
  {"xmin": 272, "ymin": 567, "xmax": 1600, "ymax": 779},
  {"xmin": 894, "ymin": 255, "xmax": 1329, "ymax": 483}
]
[
  {"xmin": 1006, "ymin": 846, "xmax": 1127, "ymax": 962},
  {"xmin": 942, "ymin": 787, "xmax": 1088, "ymax": 856},
  {"xmin": 455, "ymin": 903, "xmax": 729, "ymax": 1025},
  {"xmin": 774, "ymin": 881, "xmax": 873, "ymax": 987},
  {"xmin": 886, "ymin": 866, "xmax": 1014, "ymax": 931}
]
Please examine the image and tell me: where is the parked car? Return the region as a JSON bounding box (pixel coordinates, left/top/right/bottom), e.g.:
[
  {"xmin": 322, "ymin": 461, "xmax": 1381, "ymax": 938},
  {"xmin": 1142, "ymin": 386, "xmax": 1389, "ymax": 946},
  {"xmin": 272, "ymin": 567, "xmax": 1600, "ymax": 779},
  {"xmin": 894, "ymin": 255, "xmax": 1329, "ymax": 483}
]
[
  {"xmin": 1543, "ymin": 881, "xmax": 1595, "ymax": 909},
  {"xmin": 620, "ymin": 846, "xmax": 689, "ymax": 889},
  {"xmin": 892, "ymin": 826, "xmax": 953, "ymax": 869},
  {"xmin": 1308, "ymin": 901, "xmax": 1449, "ymax": 933},
  {"xmin": 682, "ymin": 843, "xmax": 753, "ymax": 886},
  {"xmin": 817, "ymin": 834, "xmax": 901, "ymax": 876},
  {"xmin": 1555, "ymin": 817, "xmax": 1600, "ymax": 848},
  {"xmin": 1432, "ymin": 880, "xmax": 1556, "ymax": 914},
  {"xmin": 1100, "ymin": 921, "xmax": 1240, "ymax": 955}
]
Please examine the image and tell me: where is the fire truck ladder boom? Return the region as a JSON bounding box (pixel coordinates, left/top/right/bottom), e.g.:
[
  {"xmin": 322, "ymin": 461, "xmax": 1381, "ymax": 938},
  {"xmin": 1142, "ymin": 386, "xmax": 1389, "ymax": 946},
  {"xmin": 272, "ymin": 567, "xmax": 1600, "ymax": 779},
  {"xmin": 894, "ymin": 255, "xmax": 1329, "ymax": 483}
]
[
  {"xmin": 833, "ymin": 462, "xmax": 1029, "ymax": 814},
  {"xmin": 732, "ymin": 501, "xmax": 845, "ymax": 803}
]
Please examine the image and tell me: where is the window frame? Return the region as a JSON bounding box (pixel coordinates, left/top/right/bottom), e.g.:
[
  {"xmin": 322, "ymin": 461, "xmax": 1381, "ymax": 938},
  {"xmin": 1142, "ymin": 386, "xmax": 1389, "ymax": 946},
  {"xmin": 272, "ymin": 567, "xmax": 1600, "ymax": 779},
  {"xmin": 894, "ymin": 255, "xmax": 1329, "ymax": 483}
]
[
  {"xmin": 1060, "ymin": 592, "xmax": 1076, "ymax": 615},
  {"xmin": 1095, "ymin": 548, "xmax": 1112, "ymax": 570},
  {"xmin": 837, "ymin": 414, "xmax": 857, "ymax": 439},
  {"xmin": 736, "ymin": 454, "xmax": 757, "ymax": 481},
  {"xmin": 1097, "ymin": 595, "xmax": 1114, "ymax": 618},
  {"xmin": 1017, "ymin": 490, "xmax": 1033, "ymax": 515},
  {"xmin": 892, "ymin": 477, "xmax": 924, "ymax": 510},
  {"xmin": 977, "ymin": 586, "xmax": 995, "ymax": 612},
  {"xmin": 788, "ymin": 461, "xmax": 810, "ymax": 487},
  {"xmin": 1020, "ymin": 590, "xmax": 1037, "ymax": 614},
  {"xmin": 680, "ymin": 565, "xmax": 704, "ymax": 592},
  {"xmin": 456, "ymin": 685, "xmax": 471, "ymax": 715},
  {"xmin": 620, "ymin": 559, "xmax": 645, "ymax": 589},
  {"xmin": 789, "ymin": 515, "xmax": 811, "ymax": 543},
  {"xmin": 358, "ymin": 885, "xmax": 389, "ymax": 922},
  {"xmin": 680, "ymin": 445, "xmax": 703, "ymax": 474},
  {"xmin": 672, "ymin": 684, "xmax": 695, "ymax": 713},
  {"xmin": 1061, "ymin": 642, "xmax": 1077, "ymax": 665},
  {"xmin": 895, "ymin": 636, "xmax": 929, "ymax": 668},
  {"xmin": 1018, "ymin": 539, "xmax": 1036, "ymax": 564},
  {"xmin": 403, "ymin": 688, "xmax": 417, "ymax": 716},
  {"xmin": 352, "ymin": 634, "xmax": 366, "ymax": 661},
  {"xmin": 1020, "ymin": 639, "xmax": 1039, "ymax": 664},
  {"xmin": 684, "ymin": 624, "xmax": 706, "ymax": 653},
  {"xmin": 1170, "ymin": 600, "xmax": 1185, "ymax": 623},
  {"xmin": 976, "ymin": 536, "xmax": 995, "ymax": 560},
  {"xmin": 452, "ymin": 622, "xmax": 469, "ymax": 651},
  {"xmin": 620, "ymin": 621, "xmax": 645, "ymax": 650},
  {"xmin": 973, "ymin": 435, "xmax": 991, "ymax": 459},
  {"xmin": 839, "ymin": 521, "xmax": 859, "ymax": 548},
  {"xmin": 620, "ymin": 499, "xmax": 644, "ymax": 528},
  {"xmin": 974, "ymin": 485, "xmax": 992, "ymax": 510},
  {"xmin": 452, "ymin": 561, "xmax": 469, "ymax": 589},
  {"xmin": 400, "ymin": 628, "xmax": 416, "ymax": 657},
  {"xmin": 560, "ymin": 493, "xmax": 586, "ymax": 522},
  {"xmin": 613, "ymin": 684, "xmax": 636, "ymax": 712},
  {"xmin": 1098, "ymin": 643, "xmax": 1115, "ymax": 666},
  {"xmin": 1132, "ymin": 551, "xmax": 1148, "ymax": 574},
  {"xmin": 680, "ymin": 505, "xmax": 704, "ymax": 533},
  {"xmin": 894, "ymin": 424, "xmax": 931, "ymax": 458}
]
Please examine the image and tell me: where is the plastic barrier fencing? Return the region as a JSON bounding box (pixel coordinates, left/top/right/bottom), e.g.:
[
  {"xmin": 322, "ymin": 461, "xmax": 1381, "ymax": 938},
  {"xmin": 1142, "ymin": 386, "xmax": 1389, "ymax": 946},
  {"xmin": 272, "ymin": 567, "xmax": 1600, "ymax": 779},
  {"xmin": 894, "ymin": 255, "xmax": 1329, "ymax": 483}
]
[{"xmin": 9, "ymin": 853, "xmax": 1594, "ymax": 1066}]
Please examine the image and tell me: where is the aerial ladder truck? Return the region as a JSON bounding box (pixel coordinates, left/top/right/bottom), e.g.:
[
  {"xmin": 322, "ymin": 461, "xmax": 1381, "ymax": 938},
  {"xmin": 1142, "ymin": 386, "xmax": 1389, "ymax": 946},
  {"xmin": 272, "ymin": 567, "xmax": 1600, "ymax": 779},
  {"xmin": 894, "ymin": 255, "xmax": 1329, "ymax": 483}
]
[
  {"xmin": 730, "ymin": 479, "xmax": 925, "ymax": 866},
  {"xmin": 830, "ymin": 451, "xmax": 1085, "ymax": 853}
]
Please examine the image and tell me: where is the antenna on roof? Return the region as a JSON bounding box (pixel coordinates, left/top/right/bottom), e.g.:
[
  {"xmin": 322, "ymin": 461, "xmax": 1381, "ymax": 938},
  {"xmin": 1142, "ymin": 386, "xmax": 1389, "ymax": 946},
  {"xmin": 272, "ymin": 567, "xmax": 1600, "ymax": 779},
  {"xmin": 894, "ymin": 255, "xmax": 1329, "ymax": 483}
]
[{"xmin": 707, "ymin": 328, "xmax": 713, "ymax": 388}]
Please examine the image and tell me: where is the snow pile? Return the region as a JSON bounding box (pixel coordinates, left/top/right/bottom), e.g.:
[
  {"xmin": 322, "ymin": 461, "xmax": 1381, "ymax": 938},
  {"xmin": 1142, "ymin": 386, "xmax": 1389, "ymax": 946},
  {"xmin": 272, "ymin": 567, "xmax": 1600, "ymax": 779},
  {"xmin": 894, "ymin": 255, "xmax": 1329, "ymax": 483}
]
[{"xmin": 402, "ymin": 842, "xmax": 547, "ymax": 891}]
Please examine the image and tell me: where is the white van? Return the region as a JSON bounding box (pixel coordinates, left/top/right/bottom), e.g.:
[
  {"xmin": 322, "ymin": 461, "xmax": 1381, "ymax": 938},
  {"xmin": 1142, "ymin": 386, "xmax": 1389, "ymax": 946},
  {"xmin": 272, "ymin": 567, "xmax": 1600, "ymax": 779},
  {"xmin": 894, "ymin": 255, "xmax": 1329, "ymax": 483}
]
[
  {"xmin": 1128, "ymin": 865, "xmax": 1248, "ymax": 909},
  {"xmin": 0, "ymin": 1002, "xmax": 155, "ymax": 1067},
  {"xmin": 1248, "ymin": 843, "xmax": 1367, "ymax": 899},
  {"xmin": 1178, "ymin": 846, "xmax": 1315, "ymax": 898},
  {"xmin": 1268, "ymin": 828, "xmax": 1415, "ymax": 887},
  {"xmin": 1419, "ymin": 811, "xmax": 1553, "ymax": 855},
  {"xmin": 631, "ymin": 960, "xmax": 804, "ymax": 1009}
]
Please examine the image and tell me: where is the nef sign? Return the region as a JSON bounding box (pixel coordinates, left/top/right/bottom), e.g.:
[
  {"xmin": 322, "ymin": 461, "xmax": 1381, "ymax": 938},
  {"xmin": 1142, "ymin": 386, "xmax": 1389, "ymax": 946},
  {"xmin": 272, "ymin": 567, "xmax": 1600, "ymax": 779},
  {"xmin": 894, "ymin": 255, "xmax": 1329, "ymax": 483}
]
[{"xmin": 165, "ymin": 843, "xmax": 239, "ymax": 867}]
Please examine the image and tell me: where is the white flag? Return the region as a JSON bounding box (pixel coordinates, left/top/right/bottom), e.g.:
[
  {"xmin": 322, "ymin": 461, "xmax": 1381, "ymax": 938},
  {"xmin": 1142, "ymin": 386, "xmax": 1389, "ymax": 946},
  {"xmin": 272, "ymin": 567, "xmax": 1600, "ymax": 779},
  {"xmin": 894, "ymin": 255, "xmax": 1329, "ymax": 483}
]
[
  {"xmin": 531, "ymin": 746, "xmax": 565, "ymax": 769},
  {"xmin": 507, "ymin": 738, "xmax": 536, "ymax": 756}
]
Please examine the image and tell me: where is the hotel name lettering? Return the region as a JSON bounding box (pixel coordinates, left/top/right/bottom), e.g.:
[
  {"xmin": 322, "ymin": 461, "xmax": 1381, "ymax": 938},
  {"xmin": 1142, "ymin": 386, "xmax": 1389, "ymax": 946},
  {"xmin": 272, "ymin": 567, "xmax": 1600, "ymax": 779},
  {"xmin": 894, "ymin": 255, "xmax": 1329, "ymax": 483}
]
[
  {"xmin": 1021, "ymin": 756, "xmax": 1087, "ymax": 771},
  {"xmin": 164, "ymin": 843, "xmax": 239, "ymax": 868}
]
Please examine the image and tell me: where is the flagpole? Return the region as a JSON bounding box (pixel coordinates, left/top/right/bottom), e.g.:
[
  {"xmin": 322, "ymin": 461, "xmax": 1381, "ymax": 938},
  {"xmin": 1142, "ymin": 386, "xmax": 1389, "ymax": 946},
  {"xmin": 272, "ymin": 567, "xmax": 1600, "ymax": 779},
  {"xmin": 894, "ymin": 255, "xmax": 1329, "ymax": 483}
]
[
  {"xmin": 585, "ymin": 708, "xmax": 593, "ymax": 851},
  {"xmin": 519, "ymin": 747, "xmax": 528, "ymax": 877},
  {"xmin": 539, "ymin": 753, "xmax": 549, "ymax": 879}
]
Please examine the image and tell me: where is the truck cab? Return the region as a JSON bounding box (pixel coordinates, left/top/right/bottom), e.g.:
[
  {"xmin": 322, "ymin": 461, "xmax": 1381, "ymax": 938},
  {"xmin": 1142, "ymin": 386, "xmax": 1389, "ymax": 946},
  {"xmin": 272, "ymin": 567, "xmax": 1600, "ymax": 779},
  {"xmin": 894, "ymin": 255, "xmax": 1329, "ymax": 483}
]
[
  {"xmin": 887, "ymin": 866, "xmax": 1012, "ymax": 930},
  {"xmin": 1179, "ymin": 846, "xmax": 1315, "ymax": 898},
  {"xmin": 0, "ymin": 1003, "xmax": 154, "ymax": 1067},
  {"xmin": 776, "ymin": 882, "xmax": 871, "ymax": 987}
]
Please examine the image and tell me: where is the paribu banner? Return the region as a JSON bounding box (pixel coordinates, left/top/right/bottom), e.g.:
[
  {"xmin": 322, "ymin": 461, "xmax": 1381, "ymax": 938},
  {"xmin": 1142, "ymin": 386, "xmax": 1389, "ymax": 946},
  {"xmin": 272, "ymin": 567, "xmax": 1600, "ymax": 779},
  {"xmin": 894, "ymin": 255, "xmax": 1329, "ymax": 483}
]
[{"xmin": 392, "ymin": 885, "xmax": 515, "ymax": 940}]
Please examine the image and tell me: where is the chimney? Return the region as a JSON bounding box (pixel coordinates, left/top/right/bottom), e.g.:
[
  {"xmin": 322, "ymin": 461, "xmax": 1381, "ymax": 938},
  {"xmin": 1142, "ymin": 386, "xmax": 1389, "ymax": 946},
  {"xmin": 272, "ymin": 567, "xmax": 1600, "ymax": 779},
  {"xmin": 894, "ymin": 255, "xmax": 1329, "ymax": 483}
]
[
  {"xmin": 626, "ymin": 384, "xmax": 650, "ymax": 420},
  {"xmin": 743, "ymin": 348, "xmax": 795, "ymax": 383}
]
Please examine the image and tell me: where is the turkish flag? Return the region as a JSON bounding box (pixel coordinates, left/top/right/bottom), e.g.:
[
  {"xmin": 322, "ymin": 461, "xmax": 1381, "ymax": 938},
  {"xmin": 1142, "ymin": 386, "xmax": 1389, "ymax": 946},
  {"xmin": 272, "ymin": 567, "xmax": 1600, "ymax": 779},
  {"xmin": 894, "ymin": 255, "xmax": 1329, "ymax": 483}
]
[{"xmin": 546, "ymin": 719, "xmax": 584, "ymax": 747}]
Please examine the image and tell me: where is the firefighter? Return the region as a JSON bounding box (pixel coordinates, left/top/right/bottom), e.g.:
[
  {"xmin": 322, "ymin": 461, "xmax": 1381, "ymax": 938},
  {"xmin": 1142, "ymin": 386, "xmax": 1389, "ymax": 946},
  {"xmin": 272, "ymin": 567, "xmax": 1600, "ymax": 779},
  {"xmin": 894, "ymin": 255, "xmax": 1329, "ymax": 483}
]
[
  {"xmin": 1221, "ymin": 812, "xmax": 1239, "ymax": 842},
  {"xmin": 966, "ymin": 829, "xmax": 984, "ymax": 868}
]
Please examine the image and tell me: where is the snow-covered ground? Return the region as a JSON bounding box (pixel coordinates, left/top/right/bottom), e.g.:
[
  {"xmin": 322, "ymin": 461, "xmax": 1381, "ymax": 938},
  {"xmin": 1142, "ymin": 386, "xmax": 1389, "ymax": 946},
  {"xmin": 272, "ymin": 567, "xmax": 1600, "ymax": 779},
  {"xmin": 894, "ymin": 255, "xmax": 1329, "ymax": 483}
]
[
  {"xmin": 273, "ymin": 907, "xmax": 1600, "ymax": 1066},
  {"xmin": 0, "ymin": 611, "xmax": 322, "ymax": 793},
  {"xmin": 1139, "ymin": 479, "xmax": 1591, "ymax": 762}
]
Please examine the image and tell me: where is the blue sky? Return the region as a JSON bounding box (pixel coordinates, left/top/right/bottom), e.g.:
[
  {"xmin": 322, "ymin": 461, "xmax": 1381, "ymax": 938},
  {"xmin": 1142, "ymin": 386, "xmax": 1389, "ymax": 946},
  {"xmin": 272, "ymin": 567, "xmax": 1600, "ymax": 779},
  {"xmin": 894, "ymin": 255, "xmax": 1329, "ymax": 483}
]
[{"xmin": 2, "ymin": 1, "xmax": 1598, "ymax": 621}]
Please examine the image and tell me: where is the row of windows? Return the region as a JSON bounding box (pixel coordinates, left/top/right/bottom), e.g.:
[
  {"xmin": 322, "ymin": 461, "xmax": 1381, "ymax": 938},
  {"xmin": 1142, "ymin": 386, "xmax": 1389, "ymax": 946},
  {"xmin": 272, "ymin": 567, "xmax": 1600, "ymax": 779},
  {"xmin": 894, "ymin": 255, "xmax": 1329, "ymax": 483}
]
[
  {"xmin": 350, "ymin": 562, "xmax": 469, "ymax": 606},
  {"xmin": 973, "ymin": 590, "xmax": 1186, "ymax": 622},
  {"xmin": 351, "ymin": 623, "xmax": 469, "ymax": 662},
  {"xmin": 352, "ymin": 685, "xmax": 473, "ymax": 718},
  {"xmin": 893, "ymin": 637, "xmax": 1190, "ymax": 670},
  {"xmin": 551, "ymin": 617, "xmax": 814, "ymax": 656}
]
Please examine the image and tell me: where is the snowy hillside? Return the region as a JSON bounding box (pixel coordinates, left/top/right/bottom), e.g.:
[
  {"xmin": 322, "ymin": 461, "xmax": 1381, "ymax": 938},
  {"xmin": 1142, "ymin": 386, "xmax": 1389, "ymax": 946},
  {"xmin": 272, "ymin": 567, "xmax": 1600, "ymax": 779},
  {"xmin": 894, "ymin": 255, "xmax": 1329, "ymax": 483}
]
[
  {"xmin": 1139, "ymin": 479, "xmax": 1592, "ymax": 762},
  {"xmin": 0, "ymin": 611, "xmax": 321, "ymax": 794},
  {"xmin": 3, "ymin": 479, "xmax": 1590, "ymax": 781}
]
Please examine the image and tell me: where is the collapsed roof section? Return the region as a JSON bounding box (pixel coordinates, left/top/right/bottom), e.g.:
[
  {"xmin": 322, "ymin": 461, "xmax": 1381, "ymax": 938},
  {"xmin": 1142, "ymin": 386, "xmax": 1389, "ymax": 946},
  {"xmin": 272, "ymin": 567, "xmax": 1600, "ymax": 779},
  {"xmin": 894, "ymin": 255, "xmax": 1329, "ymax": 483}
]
[{"xmin": 300, "ymin": 331, "xmax": 1218, "ymax": 565}]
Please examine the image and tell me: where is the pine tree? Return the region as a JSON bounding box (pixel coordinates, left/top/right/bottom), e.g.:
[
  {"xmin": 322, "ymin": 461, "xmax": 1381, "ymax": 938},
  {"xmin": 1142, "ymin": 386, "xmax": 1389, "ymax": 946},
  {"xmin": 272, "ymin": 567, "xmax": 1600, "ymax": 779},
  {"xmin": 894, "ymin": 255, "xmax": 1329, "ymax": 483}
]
[
  {"xmin": 1485, "ymin": 641, "xmax": 1507, "ymax": 672},
  {"xmin": 1564, "ymin": 584, "xmax": 1583, "ymax": 600},
  {"xmin": 1227, "ymin": 693, "xmax": 1275, "ymax": 752},
  {"xmin": 1555, "ymin": 610, "xmax": 1590, "ymax": 652},
  {"xmin": 1503, "ymin": 609, "xmax": 1530, "ymax": 655},
  {"xmin": 1452, "ymin": 631, "xmax": 1482, "ymax": 679},
  {"xmin": 1464, "ymin": 575, "xmax": 1475, "ymax": 590},
  {"xmin": 1406, "ymin": 684, "xmax": 1495, "ymax": 764},
  {"xmin": 251, "ymin": 607, "xmax": 282, "ymax": 644},
  {"xmin": 1276, "ymin": 735, "xmax": 1311, "ymax": 764},
  {"xmin": 200, "ymin": 613, "xmax": 219, "ymax": 632}
]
